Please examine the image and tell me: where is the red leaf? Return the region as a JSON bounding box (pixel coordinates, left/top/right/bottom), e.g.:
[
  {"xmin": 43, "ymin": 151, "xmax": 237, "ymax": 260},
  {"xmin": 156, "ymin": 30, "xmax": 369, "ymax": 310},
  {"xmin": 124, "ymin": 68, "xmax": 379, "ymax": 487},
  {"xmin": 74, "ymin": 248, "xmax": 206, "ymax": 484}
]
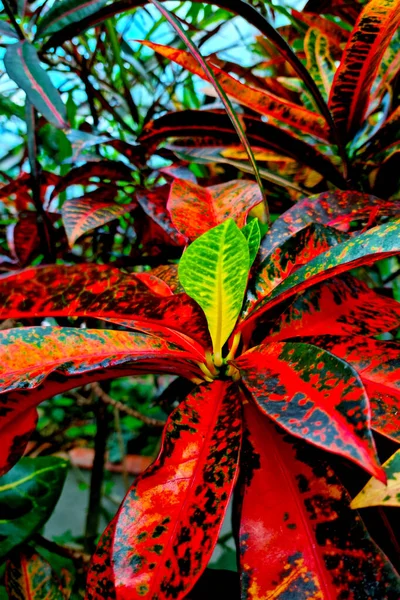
[
  {"xmin": 260, "ymin": 190, "xmax": 400, "ymax": 259},
  {"xmin": 234, "ymin": 341, "xmax": 383, "ymax": 480},
  {"xmin": 247, "ymin": 223, "xmax": 346, "ymax": 312},
  {"xmin": 139, "ymin": 110, "xmax": 346, "ymax": 189},
  {"xmin": 0, "ymin": 326, "xmax": 203, "ymax": 475},
  {"xmin": 142, "ymin": 41, "xmax": 331, "ymax": 142},
  {"xmin": 167, "ymin": 178, "xmax": 262, "ymax": 241},
  {"xmin": 307, "ymin": 335, "xmax": 400, "ymax": 442},
  {"xmin": 329, "ymin": 0, "xmax": 400, "ymax": 140},
  {"xmin": 264, "ymin": 275, "xmax": 400, "ymax": 342},
  {"xmin": 238, "ymin": 403, "xmax": 400, "ymax": 599},
  {"xmin": 136, "ymin": 185, "xmax": 187, "ymax": 246},
  {"xmin": 7, "ymin": 213, "xmax": 40, "ymax": 266},
  {"xmin": 51, "ymin": 160, "xmax": 133, "ymax": 199},
  {"xmin": 0, "ymin": 409, "xmax": 37, "ymax": 476},
  {"xmin": 62, "ymin": 196, "xmax": 136, "ymax": 246},
  {"xmin": 150, "ymin": 265, "xmax": 183, "ymax": 293},
  {"xmin": 243, "ymin": 219, "xmax": 400, "ymax": 333},
  {"xmin": 0, "ymin": 265, "xmax": 210, "ymax": 348},
  {"xmin": 86, "ymin": 381, "xmax": 242, "ymax": 600}
]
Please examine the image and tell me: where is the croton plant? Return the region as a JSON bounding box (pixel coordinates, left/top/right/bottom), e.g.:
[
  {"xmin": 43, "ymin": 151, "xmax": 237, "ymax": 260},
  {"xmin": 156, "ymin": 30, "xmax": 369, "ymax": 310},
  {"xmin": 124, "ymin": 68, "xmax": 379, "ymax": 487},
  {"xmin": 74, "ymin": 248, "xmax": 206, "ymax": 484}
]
[{"xmin": 1, "ymin": 178, "xmax": 400, "ymax": 598}]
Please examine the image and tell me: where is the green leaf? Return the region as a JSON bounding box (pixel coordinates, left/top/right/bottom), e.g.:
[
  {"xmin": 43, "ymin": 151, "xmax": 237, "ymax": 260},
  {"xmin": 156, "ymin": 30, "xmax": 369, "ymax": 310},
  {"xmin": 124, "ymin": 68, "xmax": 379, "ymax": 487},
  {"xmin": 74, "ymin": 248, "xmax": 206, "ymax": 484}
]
[
  {"xmin": 0, "ymin": 456, "xmax": 68, "ymax": 560},
  {"xmin": 179, "ymin": 219, "xmax": 249, "ymax": 364},
  {"xmin": 351, "ymin": 449, "xmax": 400, "ymax": 508},
  {"xmin": 0, "ymin": 94, "xmax": 25, "ymax": 120},
  {"xmin": 242, "ymin": 219, "xmax": 261, "ymax": 266},
  {"xmin": 36, "ymin": 0, "xmax": 109, "ymax": 37},
  {"xmin": 4, "ymin": 41, "xmax": 67, "ymax": 129}
]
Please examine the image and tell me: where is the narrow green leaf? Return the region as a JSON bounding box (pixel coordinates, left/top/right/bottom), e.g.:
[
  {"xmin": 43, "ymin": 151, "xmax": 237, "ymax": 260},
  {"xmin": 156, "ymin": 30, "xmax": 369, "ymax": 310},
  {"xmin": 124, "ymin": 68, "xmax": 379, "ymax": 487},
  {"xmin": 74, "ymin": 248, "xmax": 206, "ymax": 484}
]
[
  {"xmin": 178, "ymin": 219, "xmax": 249, "ymax": 364},
  {"xmin": 4, "ymin": 41, "xmax": 67, "ymax": 129},
  {"xmin": 36, "ymin": 0, "xmax": 109, "ymax": 37},
  {"xmin": 148, "ymin": 0, "xmax": 269, "ymax": 223},
  {"xmin": 0, "ymin": 456, "xmax": 68, "ymax": 560},
  {"xmin": 242, "ymin": 219, "xmax": 261, "ymax": 266}
]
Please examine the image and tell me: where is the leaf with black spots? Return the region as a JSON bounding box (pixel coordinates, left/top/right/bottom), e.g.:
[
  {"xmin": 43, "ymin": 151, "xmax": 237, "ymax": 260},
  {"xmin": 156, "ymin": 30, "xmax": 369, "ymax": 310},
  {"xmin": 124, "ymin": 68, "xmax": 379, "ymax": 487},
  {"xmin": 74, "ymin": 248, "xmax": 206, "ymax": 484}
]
[
  {"xmin": 86, "ymin": 381, "xmax": 242, "ymax": 600},
  {"xmin": 238, "ymin": 403, "xmax": 400, "ymax": 599},
  {"xmin": 234, "ymin": 341, "xmax": 383, "ymax": 480},
  {"xmin": 329, "ymin": 0, "xmax": 400, "ymax": 140},
  {"xmin": 244, "ymin": 219, "xmax": 400, "ymax": 333},
  {"xmin": 0, "ymin": 265, "xmax": 210, "ymax": 348}
]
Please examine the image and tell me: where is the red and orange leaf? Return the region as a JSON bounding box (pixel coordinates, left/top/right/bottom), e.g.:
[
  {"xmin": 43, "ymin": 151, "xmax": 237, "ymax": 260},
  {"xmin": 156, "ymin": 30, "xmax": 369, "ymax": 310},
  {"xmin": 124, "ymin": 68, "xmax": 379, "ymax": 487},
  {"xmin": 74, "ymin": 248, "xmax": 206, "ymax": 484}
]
[
  {"xmin": 329, "ymin": 0, "xmax": 400, "ymax": 140},
  {"xmin": 136, "ymin": 185, "xmax": 187, "ymax": 247},
  {"xmin": 141, "ymin": 41, "xmax": 330, "ymax": 142},
  {"xmin": 303, "ymin": 0, "xmax": 363, "ymax": 25},
  {"xmin": 150, "ymin": 265, "xmax": 183, "ymax": 294},
  {"xmin": 292, "ymin": 9, "xmax": 349, "ymax": 48},
  {"xmin": 6, "ymin": 546, "xmax": 67, "ymax": 600},
  {"xmin": 133, "ymin": 272, "xmax": 173, "ymax": 297},
  {"xmin": 62, "ymin": 196, "xmax": 136, "ymax": 246},
  {"xmin": 239, "ymin": 403, "xmax": 400, "ymax": 599},
  {"xmin": 244, "ymin": 219, "xmax": 400, "ymax": 332},
  {"xmin": 0, "ymin": 409, "xmax": 37, "ymax": 476},
  {"xmin": 264, "ymin": 275, "xmax": 400, "ymax": 342},
  {"xmin": 234, "ymin": 341, "xmax": 383, "ymax": 480},
  {"xmin": 0, "ymin": 326, "xmax": 198, "ymax": 395},
  {"xmin": 86, "ymin": 381, "xmax": 242, "ymax": 600},
  {"xmin": 0, "ymin": 265, "xmax": 210, "ymax": 348},
  {"xmin": 167, "ymin": 178, "xmax": 262, "ymax": 241}
]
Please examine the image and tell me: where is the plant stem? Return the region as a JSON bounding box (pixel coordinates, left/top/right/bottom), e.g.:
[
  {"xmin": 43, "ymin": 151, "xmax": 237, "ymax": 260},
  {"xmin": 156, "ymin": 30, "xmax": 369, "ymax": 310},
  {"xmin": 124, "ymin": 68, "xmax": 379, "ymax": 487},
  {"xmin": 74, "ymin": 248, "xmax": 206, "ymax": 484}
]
[
  {"xmin": 2, "ymin": 0, "xmax": 25, "ymax": 40},
  {"xmin": 34, "ymin": 534, "xmax": 91, "ymax": 566},
  {"xmin": 84, "ymin": 390, "xmax": 109, "ymax": 554}
]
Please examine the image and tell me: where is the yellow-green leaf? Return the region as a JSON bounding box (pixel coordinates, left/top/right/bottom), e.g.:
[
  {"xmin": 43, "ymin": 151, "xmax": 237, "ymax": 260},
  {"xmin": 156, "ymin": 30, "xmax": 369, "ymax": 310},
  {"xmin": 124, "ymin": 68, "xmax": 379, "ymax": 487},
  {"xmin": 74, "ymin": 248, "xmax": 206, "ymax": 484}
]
[
  {"xmin": 351, "ymin": 449, "xmax": 400, "ymax": 509},
  {"xmin": 178, "ymin": 219, "xmax": 249, "ymax": 365}
]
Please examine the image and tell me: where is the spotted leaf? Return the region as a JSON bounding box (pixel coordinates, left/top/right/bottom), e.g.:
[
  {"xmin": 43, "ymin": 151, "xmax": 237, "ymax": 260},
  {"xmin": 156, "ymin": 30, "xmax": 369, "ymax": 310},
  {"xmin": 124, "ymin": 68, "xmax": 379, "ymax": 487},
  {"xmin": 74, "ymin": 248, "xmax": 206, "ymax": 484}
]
[
  {"xmin": 0, "ymin": 456, "xmax": 68, "ymax": 559},
  {"xmin": 179, "ymin": 220, "xmax": 249, "ymax": 364},
  {"xmin": 238, "ymin": 403, "xmax": 400, "ymax": 599},
  {"xmin": 141, "ymin": 41, "xmax": 330, "ymax": 142},
  {"xmin": 244, "ymin": 219, "xmax": 400, "ymax": 332},
  {"xmin": 351, "ymin": 449, "xmax": 400, "ymax": 509},
  {"xmin": 62, "ymin": 196, "xmax": 136, "ymax": 246},
  {"xmin": 234, "ymin": 342, "xmax": 383, "ymax": 480},
  {"xmin": 260, "ymin": 190, "xmax": 400, "ymax": 259},
  {"xmin": 167, "ymin": 178, "xmax": 262, "ymax": 241},
  {"xmin": 329, "ymin": 0, "xmax": 400, "ymax": 140},
  {"xmin": 0, "ymin": 265, "xmax": 210, "ymax": 348},
  {"xmin": 86, "ymin": 381, "xmax": 242, "ymax": 600},
  {"xmin": 0, "ymin": 326, "xmax": 203, "ymax": 474},
  {"xmin": 6, "ymin": 546, "xmax": 67, "ymax": 600},
  {"xmin": 264, "ymin": 274, "xmax": 400, "ymax": 343},
  {"xmin": 241, "ymin": 219, "xmax": 261, "ymax": 267}
]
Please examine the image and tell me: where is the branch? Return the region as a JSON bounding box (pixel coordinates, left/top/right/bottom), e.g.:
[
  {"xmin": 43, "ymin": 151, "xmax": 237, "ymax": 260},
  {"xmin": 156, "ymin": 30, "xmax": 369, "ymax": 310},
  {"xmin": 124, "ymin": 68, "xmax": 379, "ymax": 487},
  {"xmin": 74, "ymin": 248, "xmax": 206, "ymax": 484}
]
[{"xmin": 91, "ymin": 382, "xmax": 166, "ymax": 428}]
